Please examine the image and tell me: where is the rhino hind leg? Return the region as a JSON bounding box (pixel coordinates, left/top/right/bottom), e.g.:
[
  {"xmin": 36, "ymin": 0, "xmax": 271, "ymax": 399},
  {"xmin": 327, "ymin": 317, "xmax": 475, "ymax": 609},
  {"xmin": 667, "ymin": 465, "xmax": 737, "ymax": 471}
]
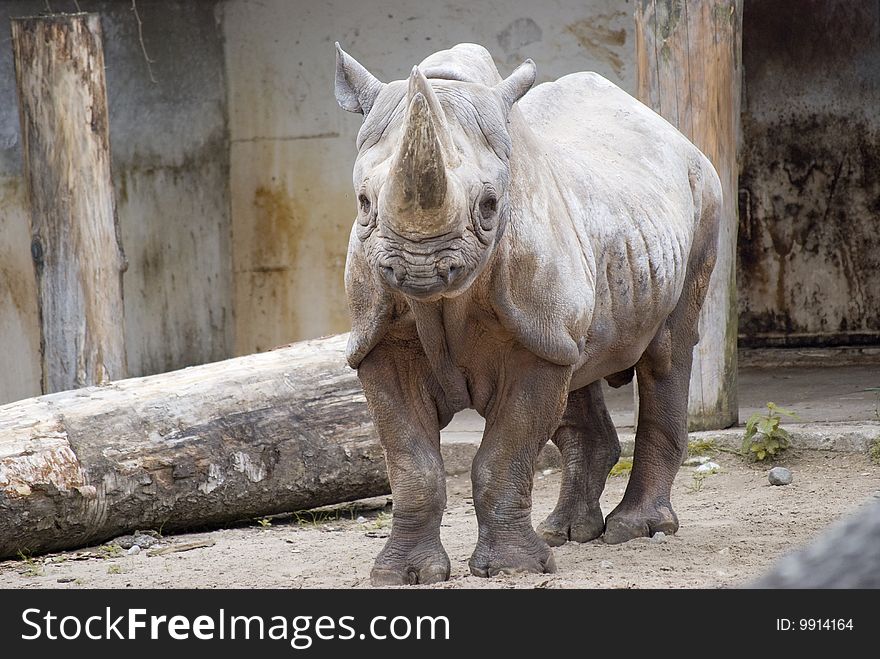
[
  {"xmin": 603, "ymin": 284, "xmax": 707, "ymax": 544},
  {"xmin": 604, "ymin": 159, "xmax": 720, "ymax": 545},
  {"xmin": 358, "ymin": 339, "xmax": 452, "ymax": 586},
  {"xmin": 603, "ymin": 306, "xmax": 700, "ymax": 544},
  {"xmin": 537, "ymin": 382, "xmax": 621, "ymax": 546},
  {"xmin": 602, "ymin": 326, "xmax": 689, "ymax": 544}
]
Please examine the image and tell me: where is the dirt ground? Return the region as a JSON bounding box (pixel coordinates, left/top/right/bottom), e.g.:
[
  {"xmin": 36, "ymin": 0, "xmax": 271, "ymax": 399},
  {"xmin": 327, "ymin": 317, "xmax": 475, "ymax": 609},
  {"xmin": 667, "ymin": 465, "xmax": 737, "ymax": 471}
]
[{"xmin": 2, "ymin": 449, "xmax": 878, "ymax": 589}]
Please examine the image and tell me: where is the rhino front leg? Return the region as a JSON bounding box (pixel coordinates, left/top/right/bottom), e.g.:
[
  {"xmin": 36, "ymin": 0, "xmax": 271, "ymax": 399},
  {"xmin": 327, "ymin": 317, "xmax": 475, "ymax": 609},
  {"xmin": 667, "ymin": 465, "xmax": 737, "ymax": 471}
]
[
  {"xmin": 537, "ymin": 381, "xmax": 621, "ymax": 546},
  {"xmin": 358, "ymin": 340, "xmax": 451, "ymax": 586},
  {"xmin": 469, "ymin": 350, "xmax": 571, "ymax": 577}
]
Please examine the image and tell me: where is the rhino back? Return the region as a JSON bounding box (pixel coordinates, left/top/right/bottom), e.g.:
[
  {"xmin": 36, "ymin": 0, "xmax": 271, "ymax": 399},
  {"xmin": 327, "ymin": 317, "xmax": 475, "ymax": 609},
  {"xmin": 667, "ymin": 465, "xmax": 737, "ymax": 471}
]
[
  {"xmin": 520, "ymin": 71, "xmax": 692, "ymax": 161},
  {"xmin": 519, "ymin": 71, "xmax": 702, "ymax": 244},
  {"xmin": 496, "ymin": 72, "xmax": 711, "ymax": 377}
]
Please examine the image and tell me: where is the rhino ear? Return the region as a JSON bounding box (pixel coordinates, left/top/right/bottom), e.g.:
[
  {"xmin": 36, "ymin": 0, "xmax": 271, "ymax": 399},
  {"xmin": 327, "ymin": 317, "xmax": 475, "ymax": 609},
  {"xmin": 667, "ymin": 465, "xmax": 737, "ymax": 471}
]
[
  {"xmin": 335, "ymin": 43, "xmax": 384, "ymax": 116},
  {"xmin": 495, "ymin": 59, "xmax": 536, "ymax": 112}
]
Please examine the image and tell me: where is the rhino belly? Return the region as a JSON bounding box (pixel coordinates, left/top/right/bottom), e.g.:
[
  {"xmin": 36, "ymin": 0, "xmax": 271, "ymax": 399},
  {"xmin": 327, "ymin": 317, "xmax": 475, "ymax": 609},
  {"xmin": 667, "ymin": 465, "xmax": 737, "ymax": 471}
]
[{"xmin": 569, "ymin": 235, "xmax": 690, "ymax": 390}]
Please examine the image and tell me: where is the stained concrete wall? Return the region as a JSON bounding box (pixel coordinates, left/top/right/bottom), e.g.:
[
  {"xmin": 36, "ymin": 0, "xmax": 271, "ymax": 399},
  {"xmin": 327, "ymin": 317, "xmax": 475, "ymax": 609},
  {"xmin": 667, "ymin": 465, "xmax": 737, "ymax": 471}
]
[
  {"xmin": 222, "ymin": 0, "xmax": 636, "ymax": 355},
  {"xmin": 0, "ymin": 0, "xmax": 232, "ymax": 404},
  {"xmin": 0, "ymin": 0, "xmax": 638, "ymax": 402},
  {"xmin": 738, "ymin": 0, "xmax": 880, "ymax": 346},
  {"xmin": 4, "ymin": 0, "xmax": 872, "ymax": 407}
]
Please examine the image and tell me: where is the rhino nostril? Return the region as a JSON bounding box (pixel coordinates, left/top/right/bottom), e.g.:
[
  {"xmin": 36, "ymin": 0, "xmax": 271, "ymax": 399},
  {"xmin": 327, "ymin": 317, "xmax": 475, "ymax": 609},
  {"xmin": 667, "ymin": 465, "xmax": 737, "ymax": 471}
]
[
  {"xmin": 381, "ymin": 265, "xmax": 402, "ymax": 286},
  {"xmin": 445, "ymin": 265, "xmax": 460, "ymax": 284}
]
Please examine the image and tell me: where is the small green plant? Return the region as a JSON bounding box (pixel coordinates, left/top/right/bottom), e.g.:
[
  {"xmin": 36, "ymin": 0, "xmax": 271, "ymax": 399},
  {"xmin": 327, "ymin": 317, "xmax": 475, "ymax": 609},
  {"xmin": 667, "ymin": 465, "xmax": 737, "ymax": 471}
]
[
  {"xmin": 17, "ymin": 550, "xmax": 44, "ymax": 577},
  {"xmin": 257, "ymin": 518, "xmax": 272, "ymax": 528},
  {"xmin": 107, "ymin": 565, "xmax": 123, "ymax": 575},
  {"xmin": 687, "ymin": 438, "xmax": 718, "ymax": 457},
  {"xmin": 370, "ymin": 512, "xmax": 392, "ymax": 530},
  {"xmin": 608, "ymin": 457, "xmax": 633, "ymax": 478},
  {"xmin": 689, "ymin": 472, "xmax": 708, "ymax": 493},
  {"xmin": 293, "ymin": 510, "xmax": 341, "ymax": 528},
  {"xmin": 866, "ymin": 387, "xmax": 880, "ymax": 422},
  {"xmin": 98, "ymin": 544, "xmax": 122, "ymax": 558},
  {"xmin": 869, "ymin": 436, "xmax": 880, "ymax": 466},
  {"xmin": 742, "ymin": 402, "xmax": 798, "ymax": 462},
  {"xmin": 688, "ymin": 463, "xmax": 719, "ymax": 493}
]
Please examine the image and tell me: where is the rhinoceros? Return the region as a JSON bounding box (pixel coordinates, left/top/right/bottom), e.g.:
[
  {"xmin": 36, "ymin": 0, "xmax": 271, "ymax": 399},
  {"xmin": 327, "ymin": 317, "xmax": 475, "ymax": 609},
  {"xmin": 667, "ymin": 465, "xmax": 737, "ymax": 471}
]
[{"xmin": 335, "ymin": 43, "xmax": 721, "ymax": 585}]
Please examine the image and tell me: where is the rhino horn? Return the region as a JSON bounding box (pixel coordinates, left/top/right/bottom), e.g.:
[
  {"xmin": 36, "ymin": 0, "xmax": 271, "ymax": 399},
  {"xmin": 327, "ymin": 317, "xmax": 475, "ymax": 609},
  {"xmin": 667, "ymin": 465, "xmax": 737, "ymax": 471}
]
[
  {"xmin": 406, "ymin": 66, "xmax": 459, "ymax": 165},
  {"xmin": 388, "ymin": 88, "xmax": 449, "ymax": 215}
]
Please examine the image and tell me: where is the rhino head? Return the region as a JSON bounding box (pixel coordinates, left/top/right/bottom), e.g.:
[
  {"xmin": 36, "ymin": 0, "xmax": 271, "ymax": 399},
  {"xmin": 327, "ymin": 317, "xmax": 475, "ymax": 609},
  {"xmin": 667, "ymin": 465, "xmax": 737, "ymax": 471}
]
[{"xmin": 335, "ymin": 44, "xmax": 536, "ymax": 301}]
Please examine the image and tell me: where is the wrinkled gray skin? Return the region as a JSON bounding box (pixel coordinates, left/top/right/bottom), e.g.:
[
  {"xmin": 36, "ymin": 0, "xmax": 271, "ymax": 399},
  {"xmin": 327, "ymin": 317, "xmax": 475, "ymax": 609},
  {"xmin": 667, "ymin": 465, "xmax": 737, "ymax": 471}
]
[{"xmin": 335, "ymin": 43, "xmax": 721, "ymax": 585}]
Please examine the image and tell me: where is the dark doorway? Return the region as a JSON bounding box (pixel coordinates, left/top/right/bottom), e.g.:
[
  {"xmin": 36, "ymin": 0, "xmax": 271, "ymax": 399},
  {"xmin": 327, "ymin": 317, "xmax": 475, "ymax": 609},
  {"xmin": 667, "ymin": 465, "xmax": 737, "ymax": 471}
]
[{"xmin": 738, "ymin": 0, "xmax": 880, "ymax": 347}]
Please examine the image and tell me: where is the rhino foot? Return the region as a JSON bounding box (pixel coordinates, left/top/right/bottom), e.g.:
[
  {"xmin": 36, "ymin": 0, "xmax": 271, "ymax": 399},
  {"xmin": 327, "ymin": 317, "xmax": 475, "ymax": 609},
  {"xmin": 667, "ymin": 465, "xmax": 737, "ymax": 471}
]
[
  {"xmin": 603, "ymin": 500, "xmax": 679, "ymax": 545},
  {"xmin": 468, "ymin": 532, "xmax": 557, "ymax": 578},
  {"xmin": 370, "ymin": 538, "xmax": 451, "ymax": 586},
  {"xmin": 537, "ymin": 504, "xmax": 605, "ymax": 547}
]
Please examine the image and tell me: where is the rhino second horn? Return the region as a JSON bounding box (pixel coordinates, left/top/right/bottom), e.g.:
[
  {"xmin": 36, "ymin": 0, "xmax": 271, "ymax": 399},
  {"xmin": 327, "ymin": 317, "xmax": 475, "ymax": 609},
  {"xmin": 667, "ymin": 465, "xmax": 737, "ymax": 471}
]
[{"xmin": 390, "ymin": 92, "xmax": 448, "ymax": 213}]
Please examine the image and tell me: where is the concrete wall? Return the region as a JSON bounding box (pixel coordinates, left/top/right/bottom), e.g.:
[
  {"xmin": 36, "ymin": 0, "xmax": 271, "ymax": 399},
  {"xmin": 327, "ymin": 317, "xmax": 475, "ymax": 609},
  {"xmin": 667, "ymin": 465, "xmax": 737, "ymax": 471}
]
[
  {"xmin": 9, "ymin": 0, "xmax": 871, "ymax": 405},
  {"xmin": 1, "ymin": 0, "xmax": 638, "ymax": 403},
  {"xmin": 222, "ymin": 0, "xmax": 636, "ymax": 355},
  {"xmin": 0, "ymin": 0, "xmax": 232, "ymax": 403},
  {"xmin": 738, "ymin": 0, "xmax": 880, "ymax": 346}
]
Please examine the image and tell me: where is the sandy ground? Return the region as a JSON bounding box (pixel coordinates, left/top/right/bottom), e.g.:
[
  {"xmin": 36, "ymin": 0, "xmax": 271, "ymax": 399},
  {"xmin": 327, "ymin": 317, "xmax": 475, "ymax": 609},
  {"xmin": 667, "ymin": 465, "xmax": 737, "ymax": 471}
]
[{"xmin": 3, "ymin": 449, "xmax": 878, "ymax": 589}]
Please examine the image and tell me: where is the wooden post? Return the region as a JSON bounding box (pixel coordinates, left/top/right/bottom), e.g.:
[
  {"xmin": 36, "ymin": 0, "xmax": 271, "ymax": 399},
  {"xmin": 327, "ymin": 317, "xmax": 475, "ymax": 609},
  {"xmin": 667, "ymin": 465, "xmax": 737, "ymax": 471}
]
[
  {"xmin": 11, "ymin": 13, "xmax": 127, "ymax": 394},
  {"xmin": 634, "ymin": 0, "xmax": 742, "ymax": 430}
]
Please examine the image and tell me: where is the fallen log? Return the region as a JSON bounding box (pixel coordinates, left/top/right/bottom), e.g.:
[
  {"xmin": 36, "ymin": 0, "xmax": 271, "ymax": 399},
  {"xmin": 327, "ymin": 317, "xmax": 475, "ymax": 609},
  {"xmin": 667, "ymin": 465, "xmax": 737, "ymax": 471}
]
[{"xmin": 0, "ymin": 334, "xmax": 387, "ymax": 559}]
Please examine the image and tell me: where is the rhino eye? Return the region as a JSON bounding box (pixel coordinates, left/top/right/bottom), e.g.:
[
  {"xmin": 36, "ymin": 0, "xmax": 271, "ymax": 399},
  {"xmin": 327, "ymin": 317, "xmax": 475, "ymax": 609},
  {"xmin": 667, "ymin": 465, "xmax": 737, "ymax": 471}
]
[
  {"xmin": 478, "ymin": 194, "xmax": 497, "ymax": 227},
  {"xmin": 358, "ymin": 194, "xmax": 372, "ymax": 215}
]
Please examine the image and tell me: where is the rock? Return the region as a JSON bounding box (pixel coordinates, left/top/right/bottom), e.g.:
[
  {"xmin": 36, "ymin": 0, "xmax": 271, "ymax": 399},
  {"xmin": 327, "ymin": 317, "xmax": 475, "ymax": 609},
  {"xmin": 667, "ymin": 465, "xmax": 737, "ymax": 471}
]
[
  {"xmin": 113, "ymin": 533, "xmax": 160, "ymax": 550},
  {"xmin": 683, "ymin": 456, "xmax": 710, "ymax": 466},
  {"xmin": 112, "ymin": 535, "xmax": 134, "ymax": 549},
  {"xmin": 57, "ymin": 577, "xmax": 75, "ymax": 583},
  {"xmin": 650, "ymin": 531, "xmax": 667, "ymax": 543},
  {"xmin": 127, "ymin": 545, "xmax": 141, "ymax": 555},
  {"xmin": 696, "ymin": 461, "xmax": 720, "ymax": 474},
  {"xmin": 356, "ymin": 516, "xmax": 366, "ymax": 524},
  {"xmin": 599, "ymin": 560, "xmax": 614, "ymax": 569},
  {"xmin": 769, "ymin": 467, "xmax": 793, "ymax": 486}
]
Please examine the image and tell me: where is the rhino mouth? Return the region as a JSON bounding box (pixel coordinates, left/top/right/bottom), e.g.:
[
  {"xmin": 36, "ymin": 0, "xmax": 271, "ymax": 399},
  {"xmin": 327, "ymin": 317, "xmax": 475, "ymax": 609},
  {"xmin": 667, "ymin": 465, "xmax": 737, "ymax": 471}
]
[{"xmin": 378, "ymin": 256, "xmax": 465, "ymax": 300}]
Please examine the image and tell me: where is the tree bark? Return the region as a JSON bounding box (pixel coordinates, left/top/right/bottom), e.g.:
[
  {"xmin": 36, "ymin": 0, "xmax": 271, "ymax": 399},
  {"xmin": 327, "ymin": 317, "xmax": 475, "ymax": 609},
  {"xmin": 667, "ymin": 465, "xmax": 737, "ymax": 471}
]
[
  {"xmin": 0, "ymin": 334, "xmax": 387, "ymax": 559},
  {"xmin": 634, "ymin": 0, "xmax": 742, "ymax": 430},
  {"xmin": 11, "ymin": 13, "xmax": 127, "ymax": 394}
]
